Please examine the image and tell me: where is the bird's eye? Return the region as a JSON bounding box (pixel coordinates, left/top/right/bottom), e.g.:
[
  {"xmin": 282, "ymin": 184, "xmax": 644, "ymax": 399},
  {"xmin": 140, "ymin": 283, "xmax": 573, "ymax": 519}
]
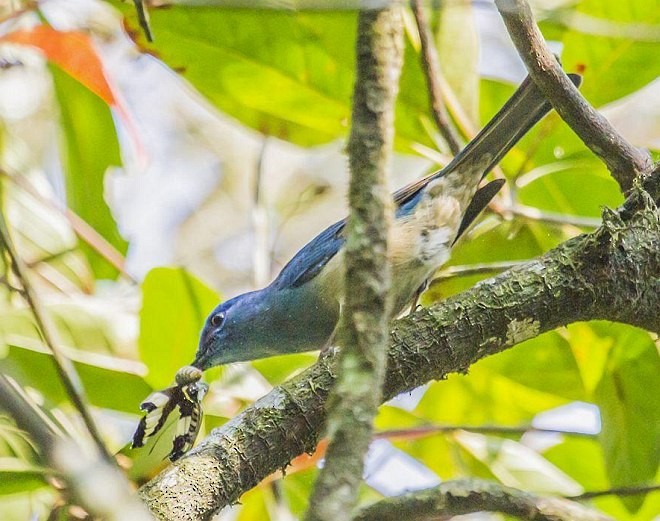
[{"xmin": 210, "ymin": 312, "xmax": 225, "ymax": 328}]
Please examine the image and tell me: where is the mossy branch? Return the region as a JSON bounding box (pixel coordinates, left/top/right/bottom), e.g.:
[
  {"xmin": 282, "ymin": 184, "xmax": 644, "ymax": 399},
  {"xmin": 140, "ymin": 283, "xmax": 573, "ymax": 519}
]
[{"xmin": 139, "ymin": 175, "xmax": 659, "ymax": 520}]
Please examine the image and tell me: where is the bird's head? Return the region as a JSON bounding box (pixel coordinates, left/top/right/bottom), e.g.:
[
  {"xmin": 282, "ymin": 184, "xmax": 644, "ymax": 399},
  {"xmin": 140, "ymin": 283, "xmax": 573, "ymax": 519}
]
[{"xmin": 193, "ymin": 291, "xmax": 268, "ymax": 370}]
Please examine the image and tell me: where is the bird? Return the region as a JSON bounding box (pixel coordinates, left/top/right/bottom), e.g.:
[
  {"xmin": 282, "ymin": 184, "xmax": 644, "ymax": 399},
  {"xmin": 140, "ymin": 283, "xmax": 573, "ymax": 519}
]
[
  {"xmin": 192, "ymin": 73, "xmax": 581, "ymax": 371},
  {"xmin": 133, "ymin": 73, "xmax": 581, "ymax": 459}
]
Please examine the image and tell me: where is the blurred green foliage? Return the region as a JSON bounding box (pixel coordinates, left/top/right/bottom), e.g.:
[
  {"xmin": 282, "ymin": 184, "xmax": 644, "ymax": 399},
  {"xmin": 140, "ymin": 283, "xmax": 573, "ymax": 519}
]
[{"xmin": 0, "ymin": 1, "xmax": 658, "ymax": 520}]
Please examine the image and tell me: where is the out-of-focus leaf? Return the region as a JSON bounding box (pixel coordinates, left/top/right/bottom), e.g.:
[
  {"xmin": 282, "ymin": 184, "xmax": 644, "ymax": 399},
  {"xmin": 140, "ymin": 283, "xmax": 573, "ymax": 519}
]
[
  {"xmin": 562, "ymin": 322, "xmax": 613, "ymax": 395},
  {"xmin": 436, "ymin": 0, "xmax": 479, "ymax": 123},
  {"xmin": 517, "ymin": 162, "xmax": 622, "ymax": 218},
  {"xmin": 236, "ymin": 486, "xmax": 270, "ymax": 521},
  {"xmin": 139, "ymin": 267, "xmax": 219, "ymax": 388},
  {"xmin": 557, "ymin": 0, "xmax": 660, "ymax": 106},
  {"xmin": 543, "ymin": 437, "xmax": 608, "ymax": 490},
  {"xmin": 479, "ymin": 330, "xmax": 585, "ymax": 402},
  {"xmin": 117, "ymin": 6, "xmax": 436, "ymax": 150},
  {"xmin": 51, "ymin": 65, "xmax": 126, "ymax": 280},
  {"xmin": 281, "ymin": 468, "xmax": 317, "ymax": 519},
  {"xmin": 0, "ymin": 417, "xmax": 38, "ymax": 461},
  {"xmin": 415, "ymin": 367, "xmax": 567, "ymax": 427},
  {"xmin": 0, "ymin": 343, "xmax": 150, "ymax": 414},
  {"xmin": 251, "ymin": 352, "xmax": 317, "ymax": 385},
  {"xmin": 6, "ymin": 183, "xmax": 94, "ymax": 291},
  {"xmin": 0, "ymin": 298, "xmax": 134, "ymax": 357},
  {"xmin": 0, "ymin": 458, "xmax": 49, "ymax": 495},
  {"xmin": 547, "ymin": 437, "xmax": 660, "ymax": 521},
  {"xmin": 593, "ymin": 324, "xmax": 659, "ymax": 513},
  {"xmin": 1, "ymin": 26, "xmax": 117, "ymax": 105},
  {"xmin": 121, "ymin": 7, "xmax": 356, "ymax": 146},
  {"xmin": 373, "ymin": 405, "xmax": 458, "ymax": 479},
  {"xmin": 456, "ymin": 431, "xmax": 583, "ymax": 495}
]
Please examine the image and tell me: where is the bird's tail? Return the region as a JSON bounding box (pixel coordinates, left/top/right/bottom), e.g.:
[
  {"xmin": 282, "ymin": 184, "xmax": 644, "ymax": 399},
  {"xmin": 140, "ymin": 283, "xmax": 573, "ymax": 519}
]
[{"xmin": 441, "ymin": 73, "xmax": 582, "ymax": 186}]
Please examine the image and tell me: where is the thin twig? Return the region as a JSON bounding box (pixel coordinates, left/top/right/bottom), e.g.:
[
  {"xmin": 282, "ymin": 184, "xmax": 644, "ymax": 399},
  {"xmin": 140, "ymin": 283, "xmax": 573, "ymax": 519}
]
[
  {"xmin": 433, "ymin": 260, "xmax": 528, "ymax": 281},
  {"xmin": 253, "ymin": 137, "xmax": 271, "ymax": 287},
  {"xmin": 410, "ymin": 0, "xmax": 462, "ymax": 155},
  {"xmin": 132, "ymin": 0, "xmax": 153, "ymax": 42},
  {"xmin": 494, "ymin": 0, "xmax": 653, "ymax": 193},
  {"xmin": 375, "ymin": 424, "xmax": 597, "ymax": 440},
  {"xmin": 512, "ymin": 204, "xmax": 601, "ymax": 228},
  {"xmin": 569, "ymin": 484, "xmax": 660, "ymax": 501},
  {"xmin": 0, "ymin": 211, "xmax": 112, "ymax": 461}
]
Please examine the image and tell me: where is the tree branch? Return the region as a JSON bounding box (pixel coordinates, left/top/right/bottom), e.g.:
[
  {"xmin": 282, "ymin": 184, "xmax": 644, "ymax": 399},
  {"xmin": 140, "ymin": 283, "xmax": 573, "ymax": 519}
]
[
  {"xmin": 375, "ymin": 424, "xmax": 596, "ymax": 441},
  {"xmin": 570, "ymin": 484, "xmax": 660, "ymax": 501},
  {"xmin": 494, "ymin": 0, "xmax": 653, "ymax": 193},
  {"xmin": 352, "ymin": 479, "xmax": 612, "ymax": 521},
  {"xmin": 411, "ymin": 0, "xmax": 463, "ymax": 155},
  {"xmin": 139, "ymin": 175, "xmax": 659, "ymax": 520},
  {"xmin": 304, "ymin": 6, "xmax": 402, "ymax": 520}
]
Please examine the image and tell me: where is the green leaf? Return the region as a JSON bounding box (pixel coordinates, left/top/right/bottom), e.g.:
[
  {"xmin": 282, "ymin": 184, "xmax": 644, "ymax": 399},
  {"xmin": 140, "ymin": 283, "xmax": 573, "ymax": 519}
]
[
  {"xmin": 0, "ymin": 417, "xmax": 38, "ymax": 461},
  {"xmin": 0, "ymin": 299, "xmax": 133, "ymax": 357},
  {"xmin": 6, "ymin": 185, "xmax": 93, "ymax": 292},
  {"xmin": 0, "ymin": 343, "xmax": 151, "ymax": 414},
  {"xmin": 51, "ymin": 65, "xmax": 126, "ymax": 280},
  {"xmin": 557, "ymin": 0, "xmax": 660, "ymax": 106},
  {"xmin": 251, "ymin": 352, "xmax": 317, "ymax": 385},
  {"xmin": 543, "ymin": 437, "xmax": 608, "ymax": 490},
  {"xmin": 479, "ymin": 330, "xmax": 585, "ymax": 401},
  {"xmin": 0, "ymin": 458, "xmax": 49, "ymax": 495},
  {"xmin": 139, "ymin": 267, "xmax": 220, "ymax": 388},
  {"xmin": 436, "ymin": 0, "xmax": 479, "ymax": 123},
  {"xmin": 456, "ymin": 431, "xmax": 583, "ymax": 495},
  {"xmin": 517, "ymin": 161, "xmax": 622, "ymax": 218},
  {"xmin": 116, "ymin": 6, "xmax": 440, "ymax": 151},
  {"xmin": 415, "ymin": 367, "xmax": 567, "ymax": 427},
  {"xmin": 563, "ymin": 322, "xmax": 615, "ymax": 396},
  {"xmin": 594, "ymin": 325, "xmax": 659, "ymax": 512}
]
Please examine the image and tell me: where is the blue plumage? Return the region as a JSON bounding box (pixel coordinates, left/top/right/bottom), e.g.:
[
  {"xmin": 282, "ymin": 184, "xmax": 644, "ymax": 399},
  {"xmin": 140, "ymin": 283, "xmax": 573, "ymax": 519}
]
[{"xmin": 191, "ymin": 74, "xmax": 581, "ymax": 370}]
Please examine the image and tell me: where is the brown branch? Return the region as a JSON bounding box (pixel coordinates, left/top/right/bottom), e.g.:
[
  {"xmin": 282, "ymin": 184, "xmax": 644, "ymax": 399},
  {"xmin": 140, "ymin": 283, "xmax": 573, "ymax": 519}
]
[
  {"xmin": 375, "ymin": 424, "xmax": 596, "ymax": 441},
  {"xmin": 433, "ymin": 260, "xmax": 528, "ymax": 281},
  {"xmin": 494, "ymin": 0, "xmax": 653, "ymax": 193},
  {"xmin": 353, "ymin": 480, "xmax": 612, "ymax": 521},
  {"xmin": 411, "ymin": 0, "xmax": 462, "ymax": 155},
  {"xmin": 0, "ymin": 211, "xmax": 112, "ymax": 461},
  {"xmin": 139, "ymin": 176, "xmax": 659, "ymax": 520},
  {"xmin": 304, "ymin": 6, "xmax": 402, "ymax": 520}
]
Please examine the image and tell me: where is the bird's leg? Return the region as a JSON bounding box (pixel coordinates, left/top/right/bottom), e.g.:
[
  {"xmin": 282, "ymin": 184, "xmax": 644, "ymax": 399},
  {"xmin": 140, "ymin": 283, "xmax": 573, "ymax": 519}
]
[
  {"xmin": 409, "ymin": 278, "xmax": 429, "ymax": 313},
  {"xmin": 318, "ymin": 330, "xmax": 338, "ymax": 361}
]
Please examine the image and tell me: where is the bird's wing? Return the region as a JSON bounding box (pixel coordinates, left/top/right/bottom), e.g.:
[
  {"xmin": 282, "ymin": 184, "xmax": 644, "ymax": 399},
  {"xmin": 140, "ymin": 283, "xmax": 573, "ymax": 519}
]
[
  {"xmin": 272, "ymin": 219, "xmax": 347, "ymax": 289},
  {"xmin": 274, "ymin": 74, "xmax": 581, "ymax": 291}
]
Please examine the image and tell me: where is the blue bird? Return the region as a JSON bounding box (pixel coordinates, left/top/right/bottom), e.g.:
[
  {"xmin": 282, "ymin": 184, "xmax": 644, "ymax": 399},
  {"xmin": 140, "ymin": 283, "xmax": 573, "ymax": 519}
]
[
  {"xmin": 192, "ymin": 74, "xmax": 581, "ymax": 370},
  {"xmin": 133, "ymin": 73, "xmax": 582, "ymax": 459}
]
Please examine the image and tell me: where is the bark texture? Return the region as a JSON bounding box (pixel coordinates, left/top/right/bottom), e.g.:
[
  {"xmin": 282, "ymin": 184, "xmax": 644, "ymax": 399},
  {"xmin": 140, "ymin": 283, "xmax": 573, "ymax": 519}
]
[
  {"xmin": 494, "ymin": 0, "xmax": 653, "ymax": 192},
  {"xmin": 353, "ymin": 479, "xmax": 613, "ymax": 521},
  {"xmin": 304, "ymin": 6, "xmax": 402, "ymax": 521},
  {"xmin": 139, "ymin": 177, "xmax": 659, "ymax": 521}
]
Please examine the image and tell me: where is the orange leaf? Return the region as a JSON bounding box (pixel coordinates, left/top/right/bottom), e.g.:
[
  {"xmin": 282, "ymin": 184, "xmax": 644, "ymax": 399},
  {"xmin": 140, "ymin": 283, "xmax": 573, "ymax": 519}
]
[
  {"xmin": 2, "ymin": 25, "xmax": 116, "ymax": 106},
  {"xmin": 263, "ymin": 438, "xmax": 328, "ymax": 484}
]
